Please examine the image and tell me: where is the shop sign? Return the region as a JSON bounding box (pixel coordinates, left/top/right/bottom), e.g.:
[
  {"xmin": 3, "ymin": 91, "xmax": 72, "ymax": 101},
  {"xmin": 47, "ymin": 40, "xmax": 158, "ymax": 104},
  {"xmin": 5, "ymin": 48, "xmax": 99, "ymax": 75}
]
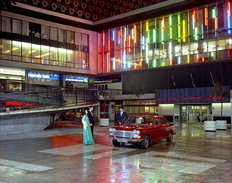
[
  {"xmin": 28, "ymin": 72, "xmax": 59, "ymax": 80},
  {"xmin": 156, "ymin": 87, "xmax": 230, "ymax": 104},
  {"xmin": 0, "ymin": 74, "xmax": 22, "ymax": 80},
  {"xmin": 0, "ymin": 67, "xmax": 25, "ymax": 76},
  {"xmin": 65, "ymin": 75, "xmax": 88, "ymax": 83}
]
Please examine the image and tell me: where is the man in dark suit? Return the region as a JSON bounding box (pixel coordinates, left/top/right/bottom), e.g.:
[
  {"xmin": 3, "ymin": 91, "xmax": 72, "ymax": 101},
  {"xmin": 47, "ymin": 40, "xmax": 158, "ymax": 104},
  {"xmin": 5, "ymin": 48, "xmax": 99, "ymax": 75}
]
[
  {"xmin": 87, "ymin": 106, "xmax": 95, "ymax": 136},
  {"xmin": 116, "ymin": 106, "xmax": 128, "ymax": 125}
]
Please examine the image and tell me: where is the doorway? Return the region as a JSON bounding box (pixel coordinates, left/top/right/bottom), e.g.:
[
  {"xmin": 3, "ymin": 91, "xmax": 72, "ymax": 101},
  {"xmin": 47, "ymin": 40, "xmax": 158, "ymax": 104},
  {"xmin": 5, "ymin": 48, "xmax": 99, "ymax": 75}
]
[{"xmin": 181, "ymin": 105, "xmax": 211, "ymax": 123}]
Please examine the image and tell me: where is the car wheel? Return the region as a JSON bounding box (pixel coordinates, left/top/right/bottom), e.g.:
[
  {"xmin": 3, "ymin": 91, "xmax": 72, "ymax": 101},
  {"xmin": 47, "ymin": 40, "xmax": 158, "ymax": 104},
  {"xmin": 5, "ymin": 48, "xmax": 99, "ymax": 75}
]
[
  {"xmin": 112, "ymin": 140, "xmax": 120, "ymax": 147},
  {"xmin": 166, "ymin": 131, "xmax": 173, "ymax": 142},
  {"xmin": 141, "ymin": 135, "xmax": 149, "ymax": 149}
]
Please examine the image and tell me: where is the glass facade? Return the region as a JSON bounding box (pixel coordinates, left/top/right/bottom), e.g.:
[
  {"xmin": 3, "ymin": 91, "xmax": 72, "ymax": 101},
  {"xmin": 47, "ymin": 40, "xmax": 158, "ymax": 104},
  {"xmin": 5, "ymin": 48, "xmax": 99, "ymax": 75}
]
[
  {"xmin": 98, "ymin": 1, "xmax": 232, "ymax": 73},
  {"xmin": 0, "ymin": 16, "xmax": 89, "ymax": 69}
]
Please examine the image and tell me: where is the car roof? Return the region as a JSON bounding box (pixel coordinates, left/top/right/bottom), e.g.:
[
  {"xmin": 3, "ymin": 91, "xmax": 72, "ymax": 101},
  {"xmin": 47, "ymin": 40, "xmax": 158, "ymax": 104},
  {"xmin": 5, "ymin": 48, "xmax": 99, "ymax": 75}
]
[{"xmin": 128, "ymin": 114, "xmax": 165, "ymax": 118}]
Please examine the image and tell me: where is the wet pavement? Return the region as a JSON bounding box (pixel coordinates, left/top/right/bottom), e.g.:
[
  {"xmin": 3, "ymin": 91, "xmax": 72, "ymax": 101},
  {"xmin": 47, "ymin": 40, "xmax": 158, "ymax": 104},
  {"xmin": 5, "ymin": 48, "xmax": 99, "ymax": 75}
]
[{"xmin": 0, "ymin": 123, "xmax": 232, "ymax": 183}]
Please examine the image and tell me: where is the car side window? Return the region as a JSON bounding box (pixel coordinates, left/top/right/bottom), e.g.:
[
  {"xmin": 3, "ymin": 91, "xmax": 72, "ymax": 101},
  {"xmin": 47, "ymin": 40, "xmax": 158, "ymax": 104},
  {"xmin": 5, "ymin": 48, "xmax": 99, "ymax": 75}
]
[
  {"xmin": 160, "ymin": 117, "xmax": 169, "ymax": 125},
  {"xmin": 154, "ymin": 119, "xmax": 160, "ymax": 126}
]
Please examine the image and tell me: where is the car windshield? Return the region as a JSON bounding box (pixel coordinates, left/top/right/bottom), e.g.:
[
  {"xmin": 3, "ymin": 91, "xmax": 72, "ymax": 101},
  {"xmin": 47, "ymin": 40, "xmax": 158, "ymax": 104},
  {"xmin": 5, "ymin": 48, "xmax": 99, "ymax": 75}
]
[{"xmin": 123, "ymin": 116, "xmax": 153, "ymax": 126}]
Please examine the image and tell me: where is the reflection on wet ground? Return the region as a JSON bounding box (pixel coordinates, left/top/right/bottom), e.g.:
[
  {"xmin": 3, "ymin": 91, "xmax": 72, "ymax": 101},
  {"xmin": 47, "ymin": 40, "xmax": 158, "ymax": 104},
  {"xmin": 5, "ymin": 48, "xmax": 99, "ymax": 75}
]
[{"xmin": 0, "ymin": 123, "xmax": 231, "ymax": 183}]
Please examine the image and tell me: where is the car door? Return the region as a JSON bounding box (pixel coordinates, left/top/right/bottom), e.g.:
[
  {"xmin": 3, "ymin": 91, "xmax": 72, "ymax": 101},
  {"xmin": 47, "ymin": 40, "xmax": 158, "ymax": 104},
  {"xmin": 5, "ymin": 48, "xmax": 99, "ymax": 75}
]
[
  {"xmin": 159, "ymin": 117, "xmax": 170, "ymax": 138},
  {"xmin": 150, "ymin": 118, "xmax": 161, "ymax": 141}
]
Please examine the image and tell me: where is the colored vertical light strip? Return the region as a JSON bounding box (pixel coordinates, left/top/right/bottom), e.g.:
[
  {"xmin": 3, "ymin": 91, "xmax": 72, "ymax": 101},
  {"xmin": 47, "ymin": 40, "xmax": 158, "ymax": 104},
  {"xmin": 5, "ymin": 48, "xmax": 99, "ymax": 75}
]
[
  {"xmin": 212, "ymin": 8, "xmax": 216, "ymax": 18},
  {"xmin": 178, "ymin": 56, "xmax": 181, "ymax": 64},
  {"xmin": 153, "ymin": 29, "xmax": 156, "ymax": 43},
  {"xmin": 146, "ymin": 37, "xmax": 149, "ymax": 63},
  {"xmin": 192, "ymin": 10, "xmax": 195, "ymax": 29},
  {"xmin": 123, "ymin": 51, "xmax": 126, "ymax": 69},
  {"xmin": 134, "ymin": 25, "xmax": 137, "ymax": 43},
  {"xmin": 153, "ymin": 59, "xmax": 156, "ymax": 68},
  {"xmin": 195, "ymin": 27, "xmax": 198, "ymax": 41},
  {"xmin": 118, "ymin": 30, "xmax": 120, "ymax": 44},
  {"xmin": 187, "ymin": 55, "xmax": 190, "ymax": 64},
  {"xmin": 169, "ymin": 16, "xmax": 172, "ymax": 39},
  {"xmin": 228, "ymin": 2, "xmax": 231, "ymax": 34},
  {"xmin": 129, "ymin": 35, "xmax": 131, "ymax": 52},
  {"xmin": 142, "ymin": 36, "xmax": 145, "ymax": 50},
  {"xmin": 201, "ymin": 24, "xmax": 204, "ymax": 39},
  {"xmin": 161, "ymin": 20, "xmax": 164, "ymax": 42},
  {"xmin": 169, "ymin": 42, "xmax": 172, "ymax": 65},
  {"xmin": 204, "ymin": 7, "xmax": 208, "ymax": 26},
  {"xmin": 124, "ymin": 27, "xmax": 126, "ymax": 38},
  {"xmin": 146, "ymin": 21, "xmax": 149, "ymax": 32},
  {"xmin": 131, "ymin": 28, "xmax": 134, "ymax": 39},
  {"xmin": 178, "ymin": 14, "xmax": 181, "ymax": 42},
  {"xmin": 112, "ymin": 57, "xmax": 116, "ymax": 70},
  {"xmin": 112, "ymin": 29, "xmax": 115, "ymax": 41},
  {"xmin": 182, "ymin": 20, "xmax": 186, "ymax": 42}
]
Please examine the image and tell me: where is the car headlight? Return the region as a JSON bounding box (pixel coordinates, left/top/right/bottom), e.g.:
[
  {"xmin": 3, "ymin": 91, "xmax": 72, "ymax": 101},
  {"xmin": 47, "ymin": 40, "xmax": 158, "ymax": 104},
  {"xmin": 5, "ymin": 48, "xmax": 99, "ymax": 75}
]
[{"xmin": 133, "ymin": 130, "xmax": 140, "ymax": 134}]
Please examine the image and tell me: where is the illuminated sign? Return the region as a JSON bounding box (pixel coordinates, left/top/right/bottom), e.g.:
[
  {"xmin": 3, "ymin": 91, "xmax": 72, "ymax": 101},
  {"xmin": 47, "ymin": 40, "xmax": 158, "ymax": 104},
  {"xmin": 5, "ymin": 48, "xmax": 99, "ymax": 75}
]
[
  {"xmin": 0, "ymin": 74, "xmax": 23, "ymax": 80},
  {"xmin": 156, "ymin": 87, "xmax": 230, "ymax": 104},
  {"xmin": 65, "ymin": 75, "xmax": 88, "ymax": 83},
  {"xmin": 0, "ymin": 67, "xmax": 25, "ymax": 76},
  {"xmin": 28, "ymin": 72, "xmax": 59, "ymax": 80}
]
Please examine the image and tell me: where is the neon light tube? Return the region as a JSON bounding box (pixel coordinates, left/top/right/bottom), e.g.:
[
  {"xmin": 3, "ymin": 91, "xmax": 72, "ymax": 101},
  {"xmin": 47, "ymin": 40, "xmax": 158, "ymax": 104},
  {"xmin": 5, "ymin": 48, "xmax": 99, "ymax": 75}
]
[
  {"xmin": 169, "ymin": 16, "xmax": 172, "ymax": 39},
  {"xmin": 146, "ymin": 37, "xmax": 149, "ymax": 63},
  {"xmin": 129, "ymin": 35, "xmax": 131, "ymax": 52},
  {"xmin": 153, "ymin": 29, "xmax": 156, "ymax": 43},
  {"xmin": 187, "ymin": 55, "xmax": 190, "ymax": 64},
  {"xmin": 153, "ymin": 59, "xmax": 156, "ymax": 68},
  {"xmin": 195, "ymin": 27, "xmax": 198, "ymax": 41},
  {"xmin": 169, "ymin": 42, "xmax": 172, "ymax": 65},
  {"xmin": 183, "ymin": 20, "xmax": 186, "ymax": 42},
  {"xmin": 178, "ymin": 14, "xmax": 181, "ymax": 42},
  {"xmin": 212, "ymin": 8, "xmax": 216, "ymax": 18},
  {"xmin": 134, "ymin": 25, "xmax": 137, "ymax": 43},
  {"xmin": 205, "ymin": 8, "xmax": 207, "ymax": 26},
  {"xmin": 112, "ymin": 29, "xmax": 115, "ymax": 41},
  {"xmin": 131, "ymin": 28, "xmax": 134, "ymax": 40},
  {"xmin": 228, "ymin": 2, "xmax": 231, "ymax": 34},
  {"xmin": 146, "ymin": 21, "xmax": 149, "ymax": 32},
  {"xmin": 142, "ymin": 36, "xmax": 145, "ymax": 50},
  {"xmin": 178, "ymin": 56, "xmax": 181, "ymax": 64},
  {"xmin": 201, "ymin": 24, "xmax": 204, "ymax": 39},
  {"xmin": 161, "ymin": 20, "xmax": 164, "ymax": 42}
]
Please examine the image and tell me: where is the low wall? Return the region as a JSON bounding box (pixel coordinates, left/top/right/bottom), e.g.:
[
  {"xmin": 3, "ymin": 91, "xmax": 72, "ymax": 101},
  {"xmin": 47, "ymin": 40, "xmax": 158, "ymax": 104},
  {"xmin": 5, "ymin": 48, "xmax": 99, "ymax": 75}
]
[{"xmin": 0, "ymin": 112, "xmax": 50, "ymax": 135}]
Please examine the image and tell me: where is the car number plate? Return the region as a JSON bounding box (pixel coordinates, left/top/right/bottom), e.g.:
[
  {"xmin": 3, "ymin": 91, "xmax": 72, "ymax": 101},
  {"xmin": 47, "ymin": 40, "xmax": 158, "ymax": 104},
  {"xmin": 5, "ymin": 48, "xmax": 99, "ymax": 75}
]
[{"xmin": 118, "ymin": 139, "xmax": 128, "ymax": 143}]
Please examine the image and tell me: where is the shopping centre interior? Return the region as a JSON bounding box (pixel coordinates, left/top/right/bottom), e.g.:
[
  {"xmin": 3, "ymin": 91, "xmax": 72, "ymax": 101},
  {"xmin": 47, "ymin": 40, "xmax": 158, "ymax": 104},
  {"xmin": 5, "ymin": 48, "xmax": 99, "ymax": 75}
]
[{"xmin": 0, "ymin": 0, "xmax": 232, "ymax": 182}]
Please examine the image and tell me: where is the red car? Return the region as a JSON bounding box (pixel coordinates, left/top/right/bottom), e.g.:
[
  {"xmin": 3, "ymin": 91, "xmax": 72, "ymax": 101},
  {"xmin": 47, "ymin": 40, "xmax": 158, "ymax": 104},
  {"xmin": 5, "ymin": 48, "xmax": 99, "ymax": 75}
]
[{"xmin": 109, "ymin": 115, "xmax": 175, "ymax": 149}]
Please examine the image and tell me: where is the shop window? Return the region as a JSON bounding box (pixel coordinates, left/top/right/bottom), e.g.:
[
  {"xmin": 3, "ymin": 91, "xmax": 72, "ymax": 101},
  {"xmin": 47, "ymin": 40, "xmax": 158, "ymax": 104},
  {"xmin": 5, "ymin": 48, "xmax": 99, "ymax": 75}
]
[
  {"xmin": 22, "ymin": 42, "xmax": 31, "ymax": 62},
  {"xmin": 59, "ymin": 29, "xmax": 66, "ymax": 43},
  {"xmin": 2, "ymin": 17, "xmax": 11, "ymax": 33},
  {"xmin": 75, "ymin": 32, "xmax": 82, "ymax": 45},
  {"xmin": 67, "ymin": 31, "xmax": 75, "ymax": 44},
  {"xmin": 12, "ymin": 19, "xmax": 22, "ymax": 34},
  {"xmin": 82, "ymin": 33, "xmax": 89, "ymax": 46},
  {"xmin": 50, "ymin": 27, "xmax": 58, "ymax": 41},
  {"xmin": 32, "ymin": 44, "xmax": 41, "ymax": 64},
  {"xmin": 41, "ymin": 25, "xmax": 49, "ymax": 39},
  {"xmin": 58, "ymin": 48, "xmax": 67, "ymax": 66},
  {"xmin": 22, "ymin": 21, "xmax": 29, "ymax": 36},
  {"xmin": 66, "ymin": 49, "xmax": 74, "ymax": 67},
  {"xmin": 74, "ymin": 49, "xmax": 82, "ymax": 68},
  {"xmin": 29, "ymin": 22, "xmax": 41, "ymax": 38},
  {"xmin": 12, "ymin": 41, "xmax": 22, "ymax": 61},
  {"xmin": 41, "ymin": 45, "xmax": 50, "ymax": 64},
  {"xmin": 1, "ymin": 39, "xmax": 11, "ymax": 60},
  {"xmin": 50, "ymin": 47, "xmax": 58, "ymax": 65}
]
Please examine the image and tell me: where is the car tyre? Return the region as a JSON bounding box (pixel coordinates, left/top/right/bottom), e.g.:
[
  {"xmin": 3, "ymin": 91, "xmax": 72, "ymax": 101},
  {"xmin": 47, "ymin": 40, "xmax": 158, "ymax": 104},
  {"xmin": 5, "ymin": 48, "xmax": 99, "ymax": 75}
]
[
  {"xmin": 112, "ymin": 140, "xmax": 120, "ymax": 146},
  {"xmin": 141, "ymin": 135, "xmax": 149, "ymax": 149},
  {"xmin": 166, "ymin": 131, "xmax": 173, "ymax": 142}
]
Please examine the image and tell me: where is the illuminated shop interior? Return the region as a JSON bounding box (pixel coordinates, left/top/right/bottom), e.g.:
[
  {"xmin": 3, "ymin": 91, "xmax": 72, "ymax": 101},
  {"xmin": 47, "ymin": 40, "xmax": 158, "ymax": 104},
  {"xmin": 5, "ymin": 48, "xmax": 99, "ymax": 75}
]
[
  {"xmin": 0, "ymin": 16, "xmax": 89, "ymax": 69},
  {"xmin": 98, "ymin": 1, "xmax": 232, "ymax": 73}
]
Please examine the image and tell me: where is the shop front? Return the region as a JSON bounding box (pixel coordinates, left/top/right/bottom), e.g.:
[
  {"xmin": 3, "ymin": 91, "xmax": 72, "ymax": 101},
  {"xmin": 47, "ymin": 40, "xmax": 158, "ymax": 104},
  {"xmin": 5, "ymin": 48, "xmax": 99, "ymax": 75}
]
[
  {"xmin": 0, "ymin": 67, "xmax": 25, "ymax": 91},
  {"xmin": 156, "ymin": 87, "xmax": 230, "ymax": 123}
]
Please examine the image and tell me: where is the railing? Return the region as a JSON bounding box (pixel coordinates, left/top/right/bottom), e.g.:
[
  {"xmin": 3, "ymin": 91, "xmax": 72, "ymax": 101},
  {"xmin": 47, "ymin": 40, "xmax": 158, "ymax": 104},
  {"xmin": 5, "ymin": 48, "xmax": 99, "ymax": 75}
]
[{"xmin": 0, "ymin": 83, "xmax": 98, "ymax": 113}]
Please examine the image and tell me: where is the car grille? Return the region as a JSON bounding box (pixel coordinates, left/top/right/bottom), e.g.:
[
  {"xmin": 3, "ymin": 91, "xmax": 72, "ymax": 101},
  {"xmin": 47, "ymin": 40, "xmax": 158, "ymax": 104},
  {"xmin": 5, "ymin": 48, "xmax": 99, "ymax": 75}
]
[{"xmin": 113, "ymin": 131, "xmax": 133, "ymax": 138}]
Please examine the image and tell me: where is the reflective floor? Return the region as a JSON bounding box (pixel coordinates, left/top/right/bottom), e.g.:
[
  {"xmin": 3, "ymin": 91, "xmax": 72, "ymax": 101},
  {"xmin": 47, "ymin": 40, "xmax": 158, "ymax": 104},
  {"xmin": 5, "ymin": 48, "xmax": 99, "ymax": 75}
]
[{"xmin": 0, "ymin": 123, "xmax": 232, "ymax": 183}]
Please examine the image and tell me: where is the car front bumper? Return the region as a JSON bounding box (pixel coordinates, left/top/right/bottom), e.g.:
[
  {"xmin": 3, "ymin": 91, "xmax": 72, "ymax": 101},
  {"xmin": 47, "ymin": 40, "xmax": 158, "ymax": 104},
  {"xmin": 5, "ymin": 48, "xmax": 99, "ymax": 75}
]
[{"xmin": 109, "ymin": 136, "xmax": 143, "ymax": 143}]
